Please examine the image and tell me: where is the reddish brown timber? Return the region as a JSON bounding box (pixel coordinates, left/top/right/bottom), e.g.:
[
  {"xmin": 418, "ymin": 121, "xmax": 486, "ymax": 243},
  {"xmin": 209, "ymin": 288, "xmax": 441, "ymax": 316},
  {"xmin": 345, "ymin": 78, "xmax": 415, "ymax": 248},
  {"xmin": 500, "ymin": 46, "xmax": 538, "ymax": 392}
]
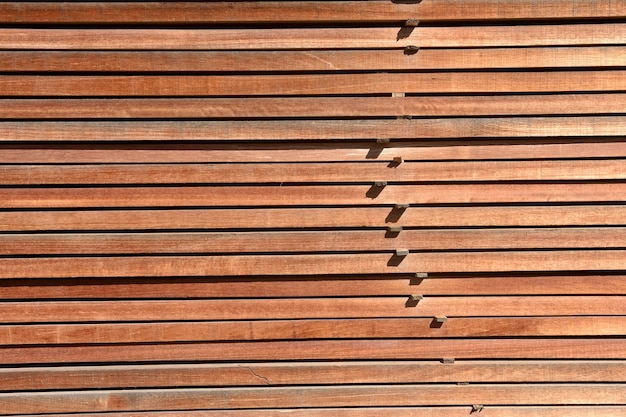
[
  {"xmin": 1, "ymin": 206, "xmax": 626, "ymax": 232},
  {"xmin": 3, "ymin": 361, "xmax": 626, "ymax": 391},
  {"xmin": 1, "ymin": 140, "xmax": 624, "ymax": 163},
  {"xmin": 1, "ymin": 251, "xmax": 626, "ymax": 277},
  {"xmin": 3, "ymin": 317, "xmax": 625, "ymax": 345},
  {"xmin": 1, "ymin": 184, "xmax": 625, "ymax": 209},
  {"xmin": 2, "ymin": 72, "xmax": 626, "ymax": 96},
  {"xmin": 1, "ymin": 384, "xmax": 624, "ymax": 413},
  {"xmin": 2, "ymin": 160, "xmax": 625, "ymax": 185},
  {"xmin": 1, "ymin": 25, "xmax": 625, "ymax": 50},
  {"xmin": 2, "ymin": 47, "xmax": 626, "ymax": 73},
  {"xmin": 1, "ymin": 296, "xmax": 624, "ymax": 322},
  {"xmin": 4, "ymin": 407, "xmax": 626, "ymax": 417},
  {"xmin": 2, "ymin": 1, "xmax": 625, "ymax": 23},
  {"xmin": 4, "ymin": 94, "xmax": 626, "ymax": 119},
  {"xmin": 2, "ymin": 339, "xmax": 626, "ymax": 364},
  {"xmin": 2, "ymin": 228, "xmax": 626, "ymax": 255},
  {"xmin": 1, "ymin": 274, "xmax": 624, "ymax": 300},
  {"xmin": 2, "ymin": 117, "xmax": 626, "ymax": 141}
]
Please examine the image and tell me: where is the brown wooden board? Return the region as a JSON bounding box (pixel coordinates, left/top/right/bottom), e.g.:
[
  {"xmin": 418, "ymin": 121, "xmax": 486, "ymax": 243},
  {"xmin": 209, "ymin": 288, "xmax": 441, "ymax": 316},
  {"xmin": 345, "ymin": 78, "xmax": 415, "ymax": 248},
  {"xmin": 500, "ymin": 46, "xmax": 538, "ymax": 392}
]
[{"xmin": 3, "ymin": 361, "xmax": 626, "ymax": 391}]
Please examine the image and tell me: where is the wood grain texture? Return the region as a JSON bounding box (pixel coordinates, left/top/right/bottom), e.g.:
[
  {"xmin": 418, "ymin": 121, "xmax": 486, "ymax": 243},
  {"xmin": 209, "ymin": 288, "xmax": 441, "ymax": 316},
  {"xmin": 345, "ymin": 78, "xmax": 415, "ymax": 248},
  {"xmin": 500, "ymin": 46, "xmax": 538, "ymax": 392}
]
[
  {"xmin": 4, "ymin": 94, "xmax": 626, "ymax": 119},
  {"xmin": 1, "ymin": 184, "xmax": 624, "ymax": 209},
  {"xmin": 1, "ymin": 205, "xmax": 625, "ymax": 232},
  {"xmin": 2, "ymin": 296, "xmax": 624, "ymax": 322},
  {"xmin": 3, "ymin": 47, "xmax": 625, "ymax": 72},
  {"xmin": 3, "ymin": 316, "xmax": 625, "ymax": 345},
  {"xmin": 1, "ymin": 385, "xmax": 624, "ymax": 414},
  {"xmin": 5, "ymin": 407, "xmax": 625, "ymax": 417},
  {"xmin": 2, "ymin": 1, "xmax": 625, "ymax": 23},
  {"xmin": 3, "ymin": 160, "xmax": 625, "ymax": 185},
  {"xmin": 2, "ymin": 228, "xmax": 626, "ymax": 255},
  {"xmin": 3, "ymin": 361, "xmax": 625, "ymax": 390},
  {"xmin": 1, "ymin": 141, "xmax": 624, "ymax": 163},
  {"xmin": 2, "ymin": 72, "xmax": 626, "ymax": 96},
  {"xmin": 1, "ymin": 274, "xmax": 624, "ymax": 299},
  {"xmin": 3, "ymin": 117, "xmax": 625, "ymax": 141},
  {"xmin": 1, "ymin": 25, "xmax": 624, "ymax": 50}
]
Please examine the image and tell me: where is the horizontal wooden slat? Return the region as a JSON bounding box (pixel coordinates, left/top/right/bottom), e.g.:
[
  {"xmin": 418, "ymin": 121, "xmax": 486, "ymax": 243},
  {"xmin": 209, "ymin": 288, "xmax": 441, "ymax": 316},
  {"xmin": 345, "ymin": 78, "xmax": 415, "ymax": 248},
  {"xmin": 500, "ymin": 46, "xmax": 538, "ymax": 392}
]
[
  {"xmin": 1, "ymin": 384, "xmax": 624, "ymax": 414},
  {"xmin": 1, "ymin": 251, "xmax": 626, "ymax": 277},
  {"xmin": 2, "ymin": 338, "xmax": 626, "ymax": 364},
  {"xmin": 3, "ymin": 160, "xmax": 626, "ymax": 185},
  {"xmin": 2, "ymin": 296, "xmax": 624, "ymax": 322},
  {"xmin": 2, "ymin": 117, "xmax": 625, "ymax": 141},
  {"xmin": 1, "ymin": 206, "xmax": 625, "ymax": 232},
  {"xmin": 2, "ymin": 1, "xmax": 625, "ymax": 23},
  {"xmin": 2, "ymin": 25, "xmax": 624, "ymax": 50},
  {"xmin": 2, "ymin": 72, "xmax": 626, "ymax": 96},
  {"xmin": 2, "ymin": 228, "xmax": 626, "ymax": 255},
  {"xmin": 3, "ymin": 316, "xmax": 625, "ymax": 345},
  {"xmin": 3, "ymin": 361, "xmax": 625, "ymax": 391},
  {"xmin": 3, "ymin": 406, "xmax": 624, "ymax": 417},
  {"xmin": 3, "ymin": 47, "xmax": 626, "ymax": 73},
  {"xmin": 4, "ymin": 94, "xmax": 626, "ymax": 119},
  {"xmin": 2, "ymin": 184, "xmax": 624, "ymax": 208},
  {"xmin": 1, "ymin": 274, "xmax": 624, "ymax": 299},
  {"xmin": 1, "ymin": 141, "xmax": 624, "ymax": 163}
]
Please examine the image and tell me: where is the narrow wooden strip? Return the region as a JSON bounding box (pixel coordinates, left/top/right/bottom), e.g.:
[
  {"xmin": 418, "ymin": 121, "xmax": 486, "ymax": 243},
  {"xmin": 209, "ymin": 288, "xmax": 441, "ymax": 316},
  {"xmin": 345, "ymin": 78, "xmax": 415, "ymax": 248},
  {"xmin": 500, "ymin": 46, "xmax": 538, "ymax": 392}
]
[
  {"xmin": 2, "ymin": 48, "xmax": 626, "ymax": 73},
  {"xmin": 3, "ymin": 228, "xmax": 626, "ymax": 255},
  {"xmin": 1, "ymin": 206, "xmax": 626, "ymax": 232},
  {"xmin": 4, "ymin": 160, "xmax": 626, "ymax": 185},
  {"xmin": 1, "ymin": 296, "xmax": 624, "ymax": 322},
  {"xmin": 6, "ymin": 406, "xmax": 626, "ymax": 417},
  {"xmin": 1, "ymin": 140, "xmax": 624, "ymax": 163},
  {"xmin": 1, "ymin": 25, "xmax": 624, "ymax": 50},
  {"xmin": 3, "ymin": 317, "xmax": 625, "ymax": 345},
  {"xmin": 2, "ymin": 72, "xmax": 626, "ymax": 97},
  {"xmin": 2, "ymin": 338, "xmax": 626, "ymax": 364},
  {"xmin": 2, "ymin": 117, "xmax": 626, "ymax": 141},
  {"xmin": 1, "ymin": 184, "xmax": 624, "ymax": 209},
  {"xmin": 3, "ymin": 361, "xmax": 625, "ymax": 391},
  {"xmin": 4, "ymin": 94, "xmax": 626, "ymax": 119},
  {"xmin": 1, "ymin": 384, "xmax": 624, "ymax": 413},
  {"xmin": 1, "ymin": 274, "xmax": 624, "ymax": 300},
  {"xmin": 2, "ymin": 251, "xmax": 626, "ymax": 277},
  {"xmin": 3, "ymin": 1, "xmax": 625, "ymax": 23}
]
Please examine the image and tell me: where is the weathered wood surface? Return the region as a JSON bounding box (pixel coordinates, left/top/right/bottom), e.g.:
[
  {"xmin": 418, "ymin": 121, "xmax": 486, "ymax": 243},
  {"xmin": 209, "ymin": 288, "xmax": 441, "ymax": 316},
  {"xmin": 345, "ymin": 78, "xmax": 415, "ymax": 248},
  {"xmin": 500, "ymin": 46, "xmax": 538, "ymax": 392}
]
[
  {"xmin": 2, "ymin": 25, "xmax": 624, "ymax": 50},
  {"xmin": 3, "ymin": 1, "xmax": 625, "ymax": 23},
  {"xmin": 3, "ymin": 48, "xmax": 625, "ymax": 72}
]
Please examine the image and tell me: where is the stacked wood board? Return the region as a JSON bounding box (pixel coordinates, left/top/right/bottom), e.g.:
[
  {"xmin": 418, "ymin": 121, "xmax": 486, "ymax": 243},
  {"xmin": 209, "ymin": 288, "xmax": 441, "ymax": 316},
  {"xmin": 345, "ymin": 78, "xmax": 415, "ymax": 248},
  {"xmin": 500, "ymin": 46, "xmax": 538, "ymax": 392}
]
[{"xmin": 1, "ymin": 1, "xmax": 625, "ymax": 415}]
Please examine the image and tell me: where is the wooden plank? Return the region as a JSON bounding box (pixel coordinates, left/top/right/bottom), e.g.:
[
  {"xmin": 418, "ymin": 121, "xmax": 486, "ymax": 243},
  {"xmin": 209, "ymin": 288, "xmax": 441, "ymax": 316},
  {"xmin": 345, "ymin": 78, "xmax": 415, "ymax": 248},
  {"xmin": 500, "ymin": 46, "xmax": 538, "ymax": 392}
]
[
  {"xmin": 4, "ymin": 94, "xmax": 626, "ymax": 119},
  {"xmin": 3, "ymin": 47, "xmax": 626, "ymax": 73},
  {"xmin": 1, "ymin": 206, "xmax": 625, "ymax": 232},
  {"xmin": 1, "ymin": 184, "xmax": 624, "ymax": 209},
  {"xmin": 1, "ymin": 25, "xmax": 624, "ymax": 50},
  {"xmin": 1, "ymin": 274, "xmax": 624, "ymax": 300},
  {"xmin": 3, "ymin": 160, "xmax": 626, "ymax": 185},
  {"xmin": 2, "ymin": 72, "xmax": 626, "ymax": 96},
  {"xmin": 1, "ymin": 385, "xmax": 624, "ymax": 413},
  {"xmin": 1, "ymin": 140, "xmax": 625, "ymax": 163},
  {"xmin": 2, "ymin": 117, "xmax": 626, "ymax": 141},
  {"xmin": 2, "ymin": 228, "xmax": 626, "ymax": 255},
  {"xmin": 2, "ymin": 1, "xmax": 625, "ymax": 23},
  {"xmin": 1, "ymin": 251, "xmax": 626, "ymax": 277},
  {"xmin": 3, "ymin": 317, "xmax": 625, "ymax": 345},
  {"xmin": 2, "ymin": 339, "xmax": 626, "ymax": 364},
  {"xmin": 6, "ymin": 406, "xmax": 626, "ymax": 417},
  {"xmin": 2, "ymin": 296, "xmax": 624, "ymax": 323},
  {"xmin": 3, "ymin": 361, "xmax": 625, "ymax": 390}
]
